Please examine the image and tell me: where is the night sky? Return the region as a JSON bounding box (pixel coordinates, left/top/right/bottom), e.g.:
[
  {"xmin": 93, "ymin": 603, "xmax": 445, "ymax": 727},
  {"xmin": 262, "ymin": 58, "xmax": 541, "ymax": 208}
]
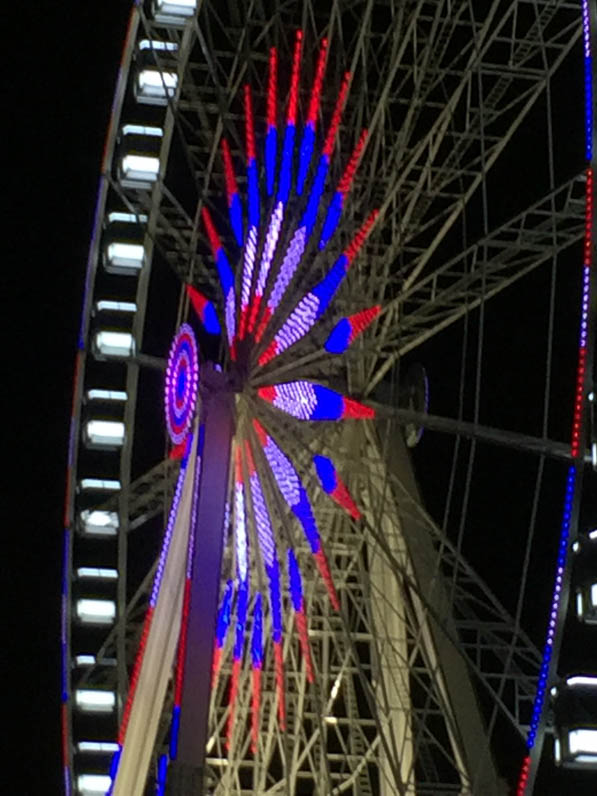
[{"xmin": 9, "ymin": 4, "xmax": 597, "ymax": 795}]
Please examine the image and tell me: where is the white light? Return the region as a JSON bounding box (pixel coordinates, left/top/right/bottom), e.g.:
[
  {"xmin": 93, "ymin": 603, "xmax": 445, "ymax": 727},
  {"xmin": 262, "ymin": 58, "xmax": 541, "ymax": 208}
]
[
  {"xmin": 80, "ymin": 509, "xmax": 119, "ymax": 536},
  {"xmin": 591, "ymin": 583, "xmax": 597, "ymax": 608},
  {"xmin": 74, "ymin": 655, "xmax": 96, "ymax": 667},
  {"xmin": 105, "ymin": 242, "xmax": 145, "ymax": 275},
  {"xmin": 79, "ymin": 479, "xmax": 121, "ymax": 492},
  {"xmin": 122, "ymin": 123, "xmax": 163, "ymax": 137},
  {"xmin": 330, "ymin": 673, "xmax": 342, "ymax": 702},
  {"xmin": 76, "ymin": 599, "xmax": 116, "ymax": 625},
  {"xmin": 86, "ymin": 390, "xmax": 128, "ymax": 403},
  {"xmin": 589, "ymin": 391, "xmax": 595, "ymax": 402},
  {"xmin": 569, "ymin": 727, "xmax": 597, "ymax": 757},
  {"xmin": 139, "ymin": 39, "xmax": 179, "ymax": 52},
  {"xmin": 324, "ymin": 716, "xmax": 338, "ymax": 724},
  {"xmin": 75, "ymin": 689, "xmax": 116, "ymax": 713},
  {"xmin": 84, "ymin": 420, "xmax": 125, "ymax": 448},
  {"xmin": 592, "ymin": 442, "xmax": 597, "ymax": 468},
  {"xmin": 554, "ymin": 737, "xmax": 561, "ymax": 764},
  {"xmin": 77, "ymin": 568, "xmax": 118, "ymax": 580},
  {"xmin": 77, "ymin": 774, "xmax": 112, "ymax": 794},
  {"xmin": 95, "ymin": 300, "xmax": 137, "ymax": 313},
  {"xmin": 107, "ymin": 211, "xmax": 148, "ymax": 224},
  {"xmin": 589, "ymin": 528, "xmax": 597, "ymax": 541},
  {"xmin": 136, "ymin": 69, "xmax": 178, "ymax": 105},
  {"xmin": 577, "ymin": 591, "xmax": 584, "ymax": 618},
  {"xmin": 565, "ymin": 675, "xmax": 597, "ymax": 688},
  {"xmin": 120, "ymin": 154, "xmax": 160, "ymax": 188},
  {"xmin": 94, "ymin": 331, "xmax": 134, "ymax": 358},
  {"xmin": 77, "ymin": 741, "xmax": 120, "ymax": 753},
  {"xmin": 572, "ymin": 540, "xmax": 580, "ymax": 553}
]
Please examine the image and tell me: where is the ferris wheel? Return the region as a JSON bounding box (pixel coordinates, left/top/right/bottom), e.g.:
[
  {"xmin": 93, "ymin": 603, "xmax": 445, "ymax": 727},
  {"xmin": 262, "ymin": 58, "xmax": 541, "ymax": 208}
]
[{"xmin": 61, "ymin": 2, "xmax": 597, "ymax": 795}]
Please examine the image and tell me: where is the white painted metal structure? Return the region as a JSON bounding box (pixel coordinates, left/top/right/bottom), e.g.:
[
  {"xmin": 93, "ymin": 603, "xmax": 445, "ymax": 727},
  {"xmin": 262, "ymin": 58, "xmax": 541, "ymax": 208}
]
[{"xmin": 62, "ymin": 2, "xmax": 592, "ymax": 794}]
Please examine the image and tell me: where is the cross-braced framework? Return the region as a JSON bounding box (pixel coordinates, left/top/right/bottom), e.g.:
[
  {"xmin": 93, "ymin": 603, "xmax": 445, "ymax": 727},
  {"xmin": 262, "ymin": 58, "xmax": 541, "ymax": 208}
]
[{"xmin": 61, "ymin": 2, "xmax": 596, "ymax": 795}]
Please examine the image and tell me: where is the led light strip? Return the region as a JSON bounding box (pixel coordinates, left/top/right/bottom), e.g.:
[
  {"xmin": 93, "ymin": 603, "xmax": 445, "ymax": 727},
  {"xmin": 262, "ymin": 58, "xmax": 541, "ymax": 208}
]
[{"xmin": 517, "ymin": 4, "xmax": 595, "ymax": 791}]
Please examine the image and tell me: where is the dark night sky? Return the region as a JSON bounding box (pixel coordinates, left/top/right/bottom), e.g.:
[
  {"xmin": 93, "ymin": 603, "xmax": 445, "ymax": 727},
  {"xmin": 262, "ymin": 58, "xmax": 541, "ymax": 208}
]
[
  {"xmin": 7, "ymin": 4, "xmax": 597, "ymax": 795},
  {"xmin": 9, "ymin": 5, "xmax": 130, "ymax": 793}
]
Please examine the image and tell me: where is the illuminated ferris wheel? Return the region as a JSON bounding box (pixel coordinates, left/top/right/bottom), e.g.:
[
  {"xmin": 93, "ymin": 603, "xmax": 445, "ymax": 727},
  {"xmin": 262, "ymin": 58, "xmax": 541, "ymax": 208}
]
[{"xmin": 61, "ymin": 2, "xmax": 596, "ymax": 794}]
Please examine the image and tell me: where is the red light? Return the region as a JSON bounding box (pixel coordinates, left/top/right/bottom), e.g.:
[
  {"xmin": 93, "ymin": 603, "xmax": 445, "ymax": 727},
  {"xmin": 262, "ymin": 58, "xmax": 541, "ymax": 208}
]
[
  {"xmin": 201, "ymin": 206, "xmax": 222, "ymax": 256},
  {"xmin": 345, "ymin": 209, "xmax": 379, "ymax": 263},
  {"xmin": 274, "ymin": 640, "xmax": 286, "ymax": 730},
  {"xmin": 338, "ymin": 128, "xmax": 369, "ymax": 195},
  {"xmin": 267, "ymin": 47, "xmax": 277, "ymax": 129},
  {"xmin": 251, "ymin": 665, "xmax": 262, "ymax": 754},
  {"xmin": 221, "ymin": 137, "xmax": 238, "ymax": 204},
  {"xmin": 322, "ymin": 72, "xmax": 351, "ymax": 157},
  {"xmin": 287, "ymin": 30, "xmax": 303, "ymax": 126},
  {"xmin": 243, "ymin": 84, "xmax": 256, "ymax": 162},
  {"xmin": 306, "ymin": 39, "xmax": 328, "ymax": 126}
]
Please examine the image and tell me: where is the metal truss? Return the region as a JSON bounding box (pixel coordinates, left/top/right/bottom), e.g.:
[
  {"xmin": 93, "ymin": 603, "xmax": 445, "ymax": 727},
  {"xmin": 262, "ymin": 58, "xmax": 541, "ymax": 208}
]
[{"xmin": 65, "ymin": 1, "xmax": 584, "ymax": 793}]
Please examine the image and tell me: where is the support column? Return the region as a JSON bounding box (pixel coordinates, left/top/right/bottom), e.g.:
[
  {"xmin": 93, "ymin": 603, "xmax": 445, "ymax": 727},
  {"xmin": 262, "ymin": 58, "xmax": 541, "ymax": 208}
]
[{"xmin": 168, "ymin": 369, "xmax": 234, "ymax": 794}]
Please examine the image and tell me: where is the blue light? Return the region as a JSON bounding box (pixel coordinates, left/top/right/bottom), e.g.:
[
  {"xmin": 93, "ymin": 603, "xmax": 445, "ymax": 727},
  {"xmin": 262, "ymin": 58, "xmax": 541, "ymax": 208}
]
[
  {"xmin": 216, "ymin": 250, "xmax": 235, "ymax": 295},
  {"xmin": 300, "ymin": 155, "xmax": 329, "ymax": 237},
  {"xmin": 265, "ymin": 127, "xmax": 277, "ymax": 196},
  {"xmin": 292, "ymin": 488, "xmax": 321, "ymax": 553},
  {"xmin": 109, "ymin": 747, "xmax": 122, "ymax": 782},
  {"xmin": 235, "ymin": 580, "xmax": 249, "ymax": 660},
  {"xmin": 319, "ymin": 191, "xmax": 343, "ymax": 250},
  {"xmin": 296, "ymin": 123, "xmax": 315, "ymax": 196},
  {"xmin": 247, "ymin": 160, "xmax": 259, "ymax": 228},
  {"xmin": 156, "ymin": 754, "xmax": 168, "ymax": 795},
  {"xmin": 229, "ymin": 194, "xmax": 244, "ymax": 248},
  {"xmin": 169, "ymin": 705, "xmax": 181, "ymax": 759},
  {"xmin": 216, "ymin": 580, "xmax": 234, "ymax": 647},
  {"xmin": 287, "ymin": 549, "xmax": 302, "ymax": 611},
  {"xmin": 277, "ymin": 125, "xmax": 296, "ymax": 204},
  {"xmin": 585, "ymin": 57, "xmax": 593, "ymax": 160},
  {"xmin": 311, "ymin": 384, "xmax": 343, "ymax": 421},
  {"xmin": 313, "ymin": 454, "xmax": 337, "ymax": 493},
  {"xmin": 267, "ymin": 562, "xmax": 283, "ymax": 643},
  {"xmin": 324, "ymin": 318, "xmax": 351, "ymax": 354},
  {"xmin": 203, "ymin": 301, "xmax": 221, "ymax": 335},
  {"xmin": 251, "ymin": 593, "xmax": 263, "ymax": 667},
  {"xmin": 312, "ymin": 255, "xmax": 349, "ymax": 318}
]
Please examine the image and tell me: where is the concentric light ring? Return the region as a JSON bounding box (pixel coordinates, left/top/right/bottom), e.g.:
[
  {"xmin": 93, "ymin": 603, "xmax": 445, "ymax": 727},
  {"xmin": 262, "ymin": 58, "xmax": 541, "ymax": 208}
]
[{"xmin": 164, "ymin": 324, "xmax": 199, "ymax": 444}]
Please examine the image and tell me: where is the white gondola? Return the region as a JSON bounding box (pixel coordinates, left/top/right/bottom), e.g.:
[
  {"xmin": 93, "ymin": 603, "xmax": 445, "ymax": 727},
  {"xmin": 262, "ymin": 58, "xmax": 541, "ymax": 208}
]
[
  {"xmin": 553, "ymin": 675, "xmax": 597, "ymax": 768},
  {"xmin": 86, "ymin": 389, "xmax": 128, "ymax": 403},
  {"xmin": 79, "ymin": 509, "xmax": 119, "ymax": 536},
  {"xmin": 77, "ymin": 774, "xmax": 112, "ymax": 795},
  {"xmin": 79, "ymin": 479, "xmax": 121, "ymax": 492},
  {"xmin": 93, "ymin": 331, "xmax": 135, "ymax": 359},
  {"xmin": 77, "ymin": 742, "xmax": 120, "ymax": 753},
  {"xmin": 95, "ymin": 300, "xmax": 137, "ymax": 314},
  {"xmin": 152, "ymin": 0, "xmax": 197, "ymax": 26},
  {"xmin": 103, "ymin": 241, "xmax": 145, "ymax": 275},
  {"xmin": 76, "ymin": 599, "xmax": 116, "ymax": 625},
  {"xmin": 74, "ymin": 655, "xmax": 96, "ymax": 667},
  {"xmin": 573, "ymin": 529, "xmax": 597, "ymax": 624},
  {"xmin": 83, "ymin": 420, "xmax": 125, "ymax": 449},
  {"xmin": 74, "ymin": 689, "xmax": 116, "ymax": 713},
  {"xmin": 119, "ymin": 153, "xmax": 160, "ymax": 189},
  {"xmin": 135, "ymin": 68, "xmax": 178, "ymax": 105},
  {"xmin": 139, "ymin": 39, "xmax": 179, "ymax": 53},
  {"xmin": 76, "ymin": 568, "xmax": 118, "ymax": 580}
]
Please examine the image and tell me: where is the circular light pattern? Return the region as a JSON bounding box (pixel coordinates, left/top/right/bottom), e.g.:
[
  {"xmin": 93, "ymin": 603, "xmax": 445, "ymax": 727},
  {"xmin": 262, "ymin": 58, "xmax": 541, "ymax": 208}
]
[{"xmin": 164, "ymin": 324, "xmax": 199, "ymax": 445}]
